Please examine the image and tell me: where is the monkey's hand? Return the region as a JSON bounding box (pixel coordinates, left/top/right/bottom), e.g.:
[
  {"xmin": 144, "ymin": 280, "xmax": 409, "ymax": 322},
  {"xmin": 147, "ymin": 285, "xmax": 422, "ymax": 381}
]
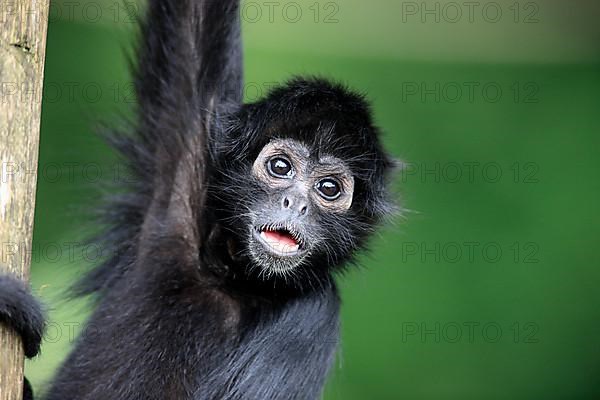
[{"xmin": 0, "ymin": 273, "xmax": 45, "ymax": 358}]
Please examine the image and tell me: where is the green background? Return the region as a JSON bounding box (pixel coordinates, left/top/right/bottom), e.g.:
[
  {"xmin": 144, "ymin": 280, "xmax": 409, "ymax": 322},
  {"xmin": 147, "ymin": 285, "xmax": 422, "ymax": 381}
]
[{"xmin": 21, "ymin": 0, "xmax": 600, "ymax": 398}]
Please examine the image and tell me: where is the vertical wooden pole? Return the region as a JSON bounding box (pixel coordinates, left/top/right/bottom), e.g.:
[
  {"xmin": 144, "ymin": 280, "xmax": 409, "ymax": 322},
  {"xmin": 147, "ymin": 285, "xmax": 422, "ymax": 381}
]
[{"xmin": 0, "ymin": 1, "xmax": 49, "ymax": 399}]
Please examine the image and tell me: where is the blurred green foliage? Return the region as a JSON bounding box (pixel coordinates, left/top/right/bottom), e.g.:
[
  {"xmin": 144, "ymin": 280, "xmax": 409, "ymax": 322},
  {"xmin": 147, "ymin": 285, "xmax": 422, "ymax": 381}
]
[{"xmin": 22, "ymin": 1, "xmax": 600, "ymax": 399}]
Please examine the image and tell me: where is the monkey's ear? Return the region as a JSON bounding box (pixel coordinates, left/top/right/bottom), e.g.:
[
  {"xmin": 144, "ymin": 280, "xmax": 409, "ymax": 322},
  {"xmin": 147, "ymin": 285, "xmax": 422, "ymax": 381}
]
[
  {"xmin": 358, "ymin": 151, "xmax": 401, "ymax": 227},
  {"xmin": 380, "ymin": 155, "xmax": 403, "ymax": 222}
]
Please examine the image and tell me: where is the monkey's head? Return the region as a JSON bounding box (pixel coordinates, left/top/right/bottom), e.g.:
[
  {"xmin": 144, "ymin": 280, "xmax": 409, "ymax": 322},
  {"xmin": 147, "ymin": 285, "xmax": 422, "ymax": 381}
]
[{"xmin": 211, "ymin": 78, "xmax": 396, "ymax": 289}]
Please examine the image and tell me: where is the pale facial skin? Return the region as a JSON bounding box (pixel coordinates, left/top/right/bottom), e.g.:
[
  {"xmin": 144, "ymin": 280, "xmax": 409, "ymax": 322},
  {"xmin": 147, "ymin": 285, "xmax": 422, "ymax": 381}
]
[{"xmin": 248, "ymin": 138, "xmax": 355, "ymax": 273}]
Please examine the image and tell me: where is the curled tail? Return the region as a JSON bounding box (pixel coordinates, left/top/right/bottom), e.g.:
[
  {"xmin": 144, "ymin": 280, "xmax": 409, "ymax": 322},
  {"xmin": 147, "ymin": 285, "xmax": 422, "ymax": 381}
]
[
  {"xmin": 0, "ymin": 273, "xmax": 45, "ymax": 358},
  {"xmin": 0, "ymin": 273, "xmax": 45, "ymax": 399}
]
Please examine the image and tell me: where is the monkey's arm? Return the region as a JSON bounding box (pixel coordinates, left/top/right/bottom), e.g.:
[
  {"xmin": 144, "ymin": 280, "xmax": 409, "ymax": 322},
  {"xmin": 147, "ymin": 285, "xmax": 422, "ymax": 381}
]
[
  {"xmin": 136, "ymin": 0, "xmax": 243, "ymax": 127},
  {"xmin": 76, "ymin": 0, "xmax": 244, "ymax": 296},
  {"xmin": 131, "ymin": 0, "xmax": 244, "ymax": 190},
  {"xmin": 131, "ymin": 0, "xmax": 245, "ymax": 259}
]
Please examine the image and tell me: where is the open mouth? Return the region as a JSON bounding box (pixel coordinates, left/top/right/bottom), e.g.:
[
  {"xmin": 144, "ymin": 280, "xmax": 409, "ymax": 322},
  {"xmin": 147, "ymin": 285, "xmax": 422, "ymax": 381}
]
[{"xmin": 254, "ymin": 224, "xmax": 305, "ymax": 257}]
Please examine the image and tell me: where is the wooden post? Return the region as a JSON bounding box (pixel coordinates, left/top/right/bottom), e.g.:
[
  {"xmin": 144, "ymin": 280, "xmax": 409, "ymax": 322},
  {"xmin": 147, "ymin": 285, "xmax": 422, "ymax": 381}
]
[{"xmin": 0, "ymin": 1, "xmax": 49, "ymax": 399}]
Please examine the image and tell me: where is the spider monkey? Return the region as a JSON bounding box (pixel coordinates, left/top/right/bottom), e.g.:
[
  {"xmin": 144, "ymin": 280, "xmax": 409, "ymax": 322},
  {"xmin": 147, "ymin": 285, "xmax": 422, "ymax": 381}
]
[{"xmin": 0, "ymin": 0, "xmax": 396, "ymax": 399}]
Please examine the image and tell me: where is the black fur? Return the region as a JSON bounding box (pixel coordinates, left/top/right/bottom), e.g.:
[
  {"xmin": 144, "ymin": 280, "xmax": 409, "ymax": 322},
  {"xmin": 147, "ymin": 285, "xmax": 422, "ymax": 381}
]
[
  {"xmin": 0, "ymin": 273, "xmax": 45, "ymax": 358},
  {"xmin": 1, "ymin": 0, "xmax": 396, "ymax": 399},
  {"xmin": 211, "ymin": 77, "xmax": 396, "ymax": 293},
  {"xmin": 24, "ymin": 377, "xmax": 34, "ymax": 400}
]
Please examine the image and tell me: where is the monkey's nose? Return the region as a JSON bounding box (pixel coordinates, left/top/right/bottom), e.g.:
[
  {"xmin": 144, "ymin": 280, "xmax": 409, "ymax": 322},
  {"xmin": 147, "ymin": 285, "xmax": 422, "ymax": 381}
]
[{"xmin": 282, "ymin": 196, "xmax": 308, "ymax": 216}]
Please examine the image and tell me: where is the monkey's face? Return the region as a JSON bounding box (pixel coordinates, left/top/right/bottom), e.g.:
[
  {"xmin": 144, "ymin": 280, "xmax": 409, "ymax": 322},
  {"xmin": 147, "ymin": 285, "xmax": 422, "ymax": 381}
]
[
  {"xmin": 246, "ymin": 139, "xmax": 355, "ymax": 275},
  {"xmin": 211, "ymin": 78, "xmax": 396, "ymax": 287}
]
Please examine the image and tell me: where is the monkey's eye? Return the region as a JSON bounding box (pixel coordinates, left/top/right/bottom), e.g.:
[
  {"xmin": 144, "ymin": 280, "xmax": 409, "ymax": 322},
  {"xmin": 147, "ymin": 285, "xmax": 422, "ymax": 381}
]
[
  {"xmin": 316, "ymin": 178, "xmax": 342, "ymax": 200},
  {"xmin": 267, "ymin": 157, "xmax": 294, "ymax": 178}
]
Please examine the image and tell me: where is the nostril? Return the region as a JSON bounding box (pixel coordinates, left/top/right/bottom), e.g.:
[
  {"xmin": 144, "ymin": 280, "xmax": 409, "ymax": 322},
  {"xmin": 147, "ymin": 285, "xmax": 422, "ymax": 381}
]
[
  {"xmin": 283, "ymin": 197, "xmax": 290, "ymax": 208},
  {"xmin": 300, "ymin": 205, "xmax": 307, "ymax": 216}
]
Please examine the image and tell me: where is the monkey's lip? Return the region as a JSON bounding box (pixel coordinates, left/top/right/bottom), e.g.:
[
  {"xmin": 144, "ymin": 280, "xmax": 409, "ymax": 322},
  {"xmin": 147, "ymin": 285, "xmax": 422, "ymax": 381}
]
[{"xmin": 253, "ymin": 225, "xmax": 305, "ymax": 257}]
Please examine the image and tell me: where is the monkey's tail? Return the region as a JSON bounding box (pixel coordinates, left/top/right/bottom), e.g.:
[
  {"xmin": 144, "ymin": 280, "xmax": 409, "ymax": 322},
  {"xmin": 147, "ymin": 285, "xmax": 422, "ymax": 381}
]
[{"xmin": 0, "ymin": 273, "xmax": 45, "ymax": 358}]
